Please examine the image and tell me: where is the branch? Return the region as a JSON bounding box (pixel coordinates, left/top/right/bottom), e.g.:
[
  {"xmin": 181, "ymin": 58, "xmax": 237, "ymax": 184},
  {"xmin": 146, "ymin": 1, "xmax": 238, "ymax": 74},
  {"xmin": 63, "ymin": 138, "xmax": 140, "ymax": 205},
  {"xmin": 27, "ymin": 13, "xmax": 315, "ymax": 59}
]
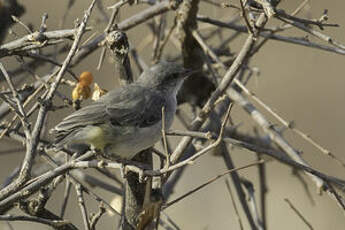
[
  {"xmin": 0, "ymin": 0, "xmax": 97, "ymax": 204},
  {"xmin": 0, "ymin": 214, "xmax": 76, "ymax": 229},
  {"xmin": 170, "ymin": 13, "xmax": 268, "ymax": 164},
  {"xmin": 0, "ymin": 28, "xmax": 89, "ymax": 58},
  {"xmin": 196, "ymin": 15, "xmax": 345, "ymax": 55},
  {"xmin": 105, "ymin": 30, "xmax": 133, "ymax": 85}
]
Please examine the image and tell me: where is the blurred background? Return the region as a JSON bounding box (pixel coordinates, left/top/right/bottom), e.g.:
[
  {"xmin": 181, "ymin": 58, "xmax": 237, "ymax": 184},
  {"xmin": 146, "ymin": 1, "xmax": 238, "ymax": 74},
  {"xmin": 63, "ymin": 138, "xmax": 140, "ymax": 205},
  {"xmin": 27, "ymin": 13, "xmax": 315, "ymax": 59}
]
[{"xmin": 0, "ymin": 0, "xmax": 345, "ymax": 229}]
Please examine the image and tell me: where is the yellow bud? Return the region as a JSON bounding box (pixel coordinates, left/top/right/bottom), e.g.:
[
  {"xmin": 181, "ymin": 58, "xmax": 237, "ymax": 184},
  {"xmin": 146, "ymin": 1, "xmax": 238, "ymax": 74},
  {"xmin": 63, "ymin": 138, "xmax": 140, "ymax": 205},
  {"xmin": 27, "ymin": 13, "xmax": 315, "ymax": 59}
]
[
  {"xmin": 79, "ymin": 71, "xmax": 93, "ymax": 87},
  {"xmin": 72, "ymin": 83, "xmax": 91, "ymax": 101}
]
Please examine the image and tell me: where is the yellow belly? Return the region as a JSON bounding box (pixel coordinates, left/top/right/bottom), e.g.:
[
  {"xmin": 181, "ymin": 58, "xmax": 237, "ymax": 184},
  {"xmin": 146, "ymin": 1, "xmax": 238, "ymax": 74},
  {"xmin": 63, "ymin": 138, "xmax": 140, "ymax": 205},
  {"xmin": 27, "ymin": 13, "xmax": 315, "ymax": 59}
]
[{"xmin": 84, "ymin": 126, "xmax": 107, "ymax": 150}]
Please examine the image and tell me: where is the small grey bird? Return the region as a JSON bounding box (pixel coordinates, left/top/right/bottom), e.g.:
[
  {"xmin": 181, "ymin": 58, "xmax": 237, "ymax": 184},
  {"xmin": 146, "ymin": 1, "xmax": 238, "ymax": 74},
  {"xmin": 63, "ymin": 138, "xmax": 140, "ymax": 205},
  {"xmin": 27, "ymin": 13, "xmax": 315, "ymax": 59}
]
[{"xmin": 51, "ymin": 62, "xmax": 192, "ymax": 160}]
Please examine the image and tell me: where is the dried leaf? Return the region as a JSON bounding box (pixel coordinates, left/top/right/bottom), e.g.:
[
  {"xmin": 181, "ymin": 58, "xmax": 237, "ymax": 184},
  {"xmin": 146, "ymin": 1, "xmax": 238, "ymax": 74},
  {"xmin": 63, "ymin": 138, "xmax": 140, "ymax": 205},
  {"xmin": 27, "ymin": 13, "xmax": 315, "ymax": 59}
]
[{"xmin": 91, "ymin": 83, "xmax": 108, "ymax": 101}]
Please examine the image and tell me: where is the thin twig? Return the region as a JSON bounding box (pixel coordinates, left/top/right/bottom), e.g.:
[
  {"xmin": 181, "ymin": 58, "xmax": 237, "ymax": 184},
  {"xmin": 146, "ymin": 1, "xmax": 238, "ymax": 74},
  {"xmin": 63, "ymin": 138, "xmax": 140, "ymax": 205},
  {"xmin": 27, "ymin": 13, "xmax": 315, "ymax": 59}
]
[
  {"xmin": 159, "ymin": 103, "xmax": 233, "ymax": 176},
  {"xmin": 0, "ymin": 28, "xmax": 90, "ymax": 58},
  {"xmin": 0, "ymin": 0, "xmax": 97, "ymax": 204},
  {"xmin": 97, "ymin": 0, "xmax": 128, "ymax": 70},
  {"xmin": 196, "ymin": 15, "xmax": 345, "ymax": 55},
  {"xmin": 11, "ymin": 15, "xmax": 33, "ymax": 34},
  {"xmin": 60, "ymin": 178, "xmax": 72, "ymax": 218},
  {"xmin": 163, "ymin": 160, "xmax": 264, "ymax": 209},
  {"xmin": 225, "ymin": 178, "xmax": 244, "ymax": 230},
  {"xmin": 284, "ymin": 198, "xmax": 314, "ymax": 230},
  {"xmin": 75, "ymin": 184, "xmax": 90, "ymax": 230},
  {"xmin": 163, "ymin": 129, "xmax": 345, "ymax": 189},
  {"xmin": 256, "ymin": 154, "xmax": 267, "ymax": 230},
  {"xmin": 152, "ymin": 12, "xmax": 166, "ymax": 62},
  {"xmin": 227, "ymin": 87, "xmax": 326, "ymax": 189},
  {"xmin": 221, "ymin": 142, "xmax": 257, "ymax": 230},
  {"xmin": 170, "ymin": 14, "xmax": 268, "ymax": 165},
  {"xmin": 0, "ymin": 214, "xmax": 72, "ymax": 229},
  {"xmin": 276, "ymin": 15, "xmax": 345, "ymax": 50},
  {"xmin": 90, "ymin": 203, "xmax": 106, "ymax": 230},
  {"xmin": 233, "ymin": 78, "xmax": 345, "ymax": 168},
  {"xmin": 154, "ymin": 17, "xmax": 177, "ymax": 62},
  {"xmin": 161, "ymin": 106, "xmax": 170, "ymax": 169},
  {"xmin": 239, "ymin": 0, "xmax": 254, "ymax": 35},
  {"xmin": 276, "ymin": 9, "xmax": 338, "ymax": 30},
  {"xmin": 241, "ymin": 177, "xmax": 264, "ymax": 230},
  {"xmin": 0, "ymin": 63, "xmax": 31, "ymax": 139}
]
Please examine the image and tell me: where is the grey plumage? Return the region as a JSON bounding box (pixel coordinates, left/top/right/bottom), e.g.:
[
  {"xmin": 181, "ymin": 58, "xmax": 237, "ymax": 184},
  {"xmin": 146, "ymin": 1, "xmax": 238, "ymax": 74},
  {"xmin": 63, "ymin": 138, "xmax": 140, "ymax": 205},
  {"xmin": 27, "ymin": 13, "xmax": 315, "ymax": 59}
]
[{"xmin": 51, "ymin": 61, "xmax": 191, "ymax": 159}]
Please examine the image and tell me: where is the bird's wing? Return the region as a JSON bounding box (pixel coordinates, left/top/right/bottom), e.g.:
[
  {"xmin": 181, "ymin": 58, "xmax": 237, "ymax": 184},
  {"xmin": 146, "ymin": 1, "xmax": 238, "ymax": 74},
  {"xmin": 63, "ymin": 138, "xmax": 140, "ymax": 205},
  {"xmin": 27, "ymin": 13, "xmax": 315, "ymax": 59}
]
[
  {"xmin": 53, "ymin": 85, "xmax": 165, "ymax": 132},
  {"xmin": 51, "ymin": 101, "xmax": 107, "ymax": 146},
  {"xmin": 52, "ymin": 102, "xmax": 107, "ymax": 133},
  {"xmin": 105, "ymin": 86, "xmax": 166, "ymax": 128}
]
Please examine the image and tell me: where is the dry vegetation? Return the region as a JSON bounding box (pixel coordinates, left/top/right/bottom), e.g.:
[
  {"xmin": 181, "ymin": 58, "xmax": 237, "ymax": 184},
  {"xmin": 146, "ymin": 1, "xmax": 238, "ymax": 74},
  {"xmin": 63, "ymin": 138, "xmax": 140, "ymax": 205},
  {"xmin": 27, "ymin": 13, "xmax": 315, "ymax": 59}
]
[{"xmin": 0, "ymin": 0, "xmax": 344, "ymax": 229}]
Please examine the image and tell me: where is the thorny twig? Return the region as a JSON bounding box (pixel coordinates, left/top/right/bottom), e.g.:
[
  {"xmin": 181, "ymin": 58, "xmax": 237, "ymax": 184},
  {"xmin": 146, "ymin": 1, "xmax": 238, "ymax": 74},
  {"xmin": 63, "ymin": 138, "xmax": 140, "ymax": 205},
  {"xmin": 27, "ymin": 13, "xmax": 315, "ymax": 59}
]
[{"xmin": 1, "ymin": 0, "xmax": 345, "ymax": 229}]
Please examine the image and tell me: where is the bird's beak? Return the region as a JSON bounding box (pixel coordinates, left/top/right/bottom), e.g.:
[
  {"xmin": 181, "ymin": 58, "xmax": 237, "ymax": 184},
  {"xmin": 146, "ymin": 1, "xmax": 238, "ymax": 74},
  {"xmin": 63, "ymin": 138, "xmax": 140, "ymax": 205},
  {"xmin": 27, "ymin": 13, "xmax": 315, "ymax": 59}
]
[{"xmin": 182, "ymin": 68, "xmax": 199, "ymax": 78}]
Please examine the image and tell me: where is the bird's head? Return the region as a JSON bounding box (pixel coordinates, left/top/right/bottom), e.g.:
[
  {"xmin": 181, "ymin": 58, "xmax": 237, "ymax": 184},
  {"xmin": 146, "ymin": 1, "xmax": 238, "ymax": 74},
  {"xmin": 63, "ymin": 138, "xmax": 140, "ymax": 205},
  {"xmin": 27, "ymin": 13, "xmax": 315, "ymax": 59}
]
[{"xmin": 138, "ymin": 61, "xmax": 195, "ymax": 95}]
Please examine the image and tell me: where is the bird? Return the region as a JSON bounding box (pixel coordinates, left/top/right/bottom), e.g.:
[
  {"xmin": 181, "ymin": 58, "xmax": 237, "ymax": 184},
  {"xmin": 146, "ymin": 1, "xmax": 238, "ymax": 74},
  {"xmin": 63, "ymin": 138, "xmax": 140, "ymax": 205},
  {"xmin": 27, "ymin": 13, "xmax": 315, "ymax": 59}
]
[{"xmin": 51, "ymin": 61, "xmax": 193, "ymax": 160}]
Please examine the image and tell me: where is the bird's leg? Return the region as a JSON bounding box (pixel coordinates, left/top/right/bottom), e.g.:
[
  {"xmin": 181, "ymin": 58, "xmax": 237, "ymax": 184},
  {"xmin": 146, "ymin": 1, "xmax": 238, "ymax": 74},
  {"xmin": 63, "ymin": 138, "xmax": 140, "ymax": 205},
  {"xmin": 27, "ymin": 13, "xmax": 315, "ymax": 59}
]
[{"xmin": 90, "ymin": 146, "xmax": 105, "ymax": 158}]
